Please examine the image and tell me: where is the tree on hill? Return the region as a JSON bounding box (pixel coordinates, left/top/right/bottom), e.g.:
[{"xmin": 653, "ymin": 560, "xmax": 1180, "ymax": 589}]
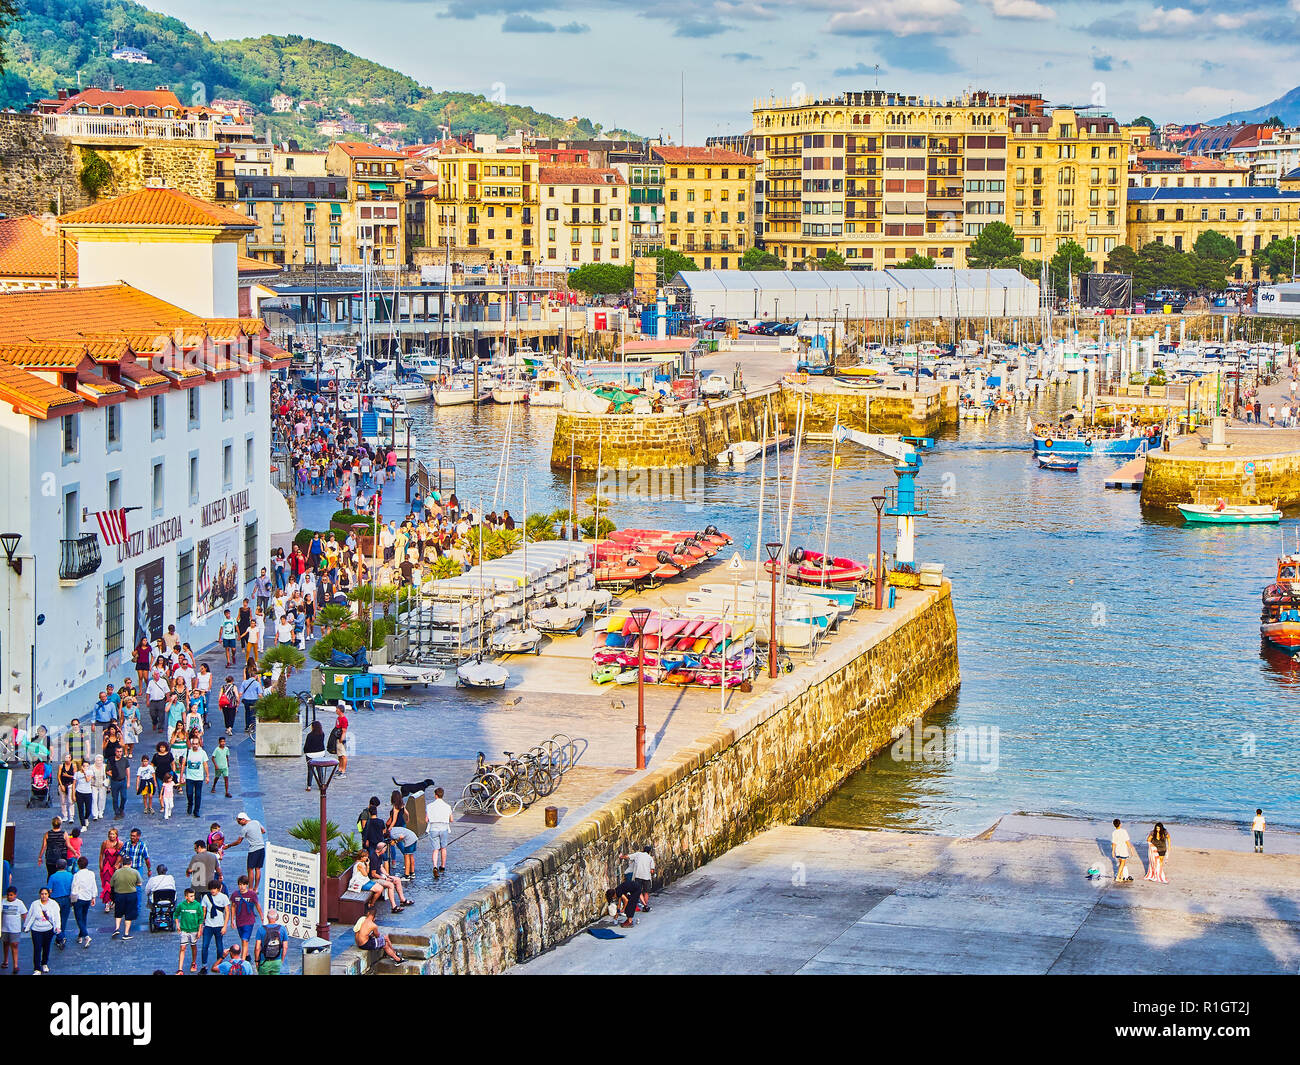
[
  {"xmin": 566, "ymin": 263, "xmax": 633, "ymax": 296},
  {"xmin": 0, "ymin": 0, "xmax": 18, "ymax": 72},
  {"xmin": 1263, "ymin": 115, "xmax": 1285, "ymax": 128},
  {"xmin": 740, "ymin": 247, "xmax": 785, "ymax": 270},
  {"xmin": 1192, "ymin": 229, "xmax": 1239, "ymax": 265},
  {"xmin": 966, "ymin": 221, "xmax": 1023, "ymax": 269},
  {"xmin": 895, "ymin": 254, "xmax": 936, "ymax": 270}
]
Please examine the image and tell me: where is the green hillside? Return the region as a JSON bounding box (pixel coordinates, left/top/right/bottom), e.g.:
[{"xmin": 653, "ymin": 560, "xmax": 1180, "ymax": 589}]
[{"xmin": 0, "ymin": 0, "xmax": 628, "ymax": 145}]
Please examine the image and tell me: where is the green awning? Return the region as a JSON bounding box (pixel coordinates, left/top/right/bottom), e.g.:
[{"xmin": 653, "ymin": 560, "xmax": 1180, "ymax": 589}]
[
  {"xmin": 330, "ymin": 203, "xmax": 342, "ymax": 214},
  {"xmin": 368, "ymin": 182, "xmax": 388, "ymax": 192}
]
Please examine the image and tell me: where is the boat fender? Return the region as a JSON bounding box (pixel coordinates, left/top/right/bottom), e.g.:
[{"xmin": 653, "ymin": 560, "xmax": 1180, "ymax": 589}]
[
  {"xmin": 704, "ymin": 524, "xmax": 719, "ymax": 537},
  {"xmin": 675, "ymin": 542, "xmax": 688, "ymax": 555},
  {"xmin": 656, "ymin": 549, "xmax": 674, "ymax": 566},
  {"xmin": 1043, "ymin": 438, "xmax": 1053, "ymax": 450},
  {"xmin": 789, "ymin": 546, "xmax": 806, "ymax": 564},
  {"xmin": 1085, "ymin": 435, "xmax": 1094, "ymax": 447},
  {"xmin": 625, "ymin": 555, "xmax": 639, "ymax": 568}
]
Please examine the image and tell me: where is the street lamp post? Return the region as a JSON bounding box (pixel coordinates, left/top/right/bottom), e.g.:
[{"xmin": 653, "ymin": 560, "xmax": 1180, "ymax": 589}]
[
  {"xmin": 764, "ymin": 542, "xmax": 782, "ymax": 678},
  {"xmin": 307, "ymin": 756, "xmax": 340, "ymax": 941},
  {"xmin": 629, "ymin": 606, "xmax": 651, "ymax": 769},
  {"xmin": 871, "ymin": 495, "xmax": 886, "ymax": 611}
]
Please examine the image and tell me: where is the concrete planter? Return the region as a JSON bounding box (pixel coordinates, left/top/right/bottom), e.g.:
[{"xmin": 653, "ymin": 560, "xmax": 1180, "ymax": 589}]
[{"xmin": 255, "ymin": 720, "xmax": 302, "ymax": 758}]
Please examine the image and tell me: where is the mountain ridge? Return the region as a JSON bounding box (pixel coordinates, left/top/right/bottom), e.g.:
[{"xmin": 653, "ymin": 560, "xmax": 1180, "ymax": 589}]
[{"xmin": 1205, "ymin": 84, "xmax": 1300, "ymax": 126}]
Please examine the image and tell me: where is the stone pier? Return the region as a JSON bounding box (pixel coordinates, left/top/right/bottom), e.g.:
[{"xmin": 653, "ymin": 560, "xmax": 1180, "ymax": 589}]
[{"xmin": 1140, "ymin": 428, "xmax": 1300, "ymax": 511}]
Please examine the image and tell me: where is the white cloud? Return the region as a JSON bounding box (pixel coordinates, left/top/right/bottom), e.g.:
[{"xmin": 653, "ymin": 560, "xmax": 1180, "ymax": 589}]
[
  {"xmin": 826, "ymin": 0, "xmax": 965, "ymax": 36},
  {"xmin": 983, "ymin": 0, "xmax": 1055, "ymax": 20},
  {"xmin": 1140, "ymin": 6, "xmax": 1252, "ymax": 34}
]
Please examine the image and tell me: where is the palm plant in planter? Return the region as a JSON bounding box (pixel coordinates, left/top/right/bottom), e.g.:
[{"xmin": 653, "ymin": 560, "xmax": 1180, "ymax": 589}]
[
  {"xmin": 255, "ymin": 644, "xmax": 306, "ymax": 756},
  {"xmin": 317, "ymin": 603, "xmax": 351, "ymax": 634},
  {"xmin": 288, "ymin": 819, "xmax": 364, "ymax": 880}
]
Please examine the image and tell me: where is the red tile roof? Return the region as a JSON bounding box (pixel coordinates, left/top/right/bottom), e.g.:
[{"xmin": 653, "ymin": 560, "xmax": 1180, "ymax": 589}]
[
  {"xmin": 651, "ymin": 147, "xmax": 754, "ymax": 166},
  {"xmin": 539, "ymin": 166, "xmax": 627, "ymax": 187},
  {"xmin": 333, "ymin": 141, "xmax": 407, "ymax": 160},
  {"xmin": 49, "ymin": 88, "xmax": 184, "ymax": 115},
  {"xmin": 0, "ymin": 363, "xmax": 84, "ymax": 418},
  {"xmin": 60, "ymin": 187, "xmax": 256, "ymax": 230},
  {"xmin": 0, "ymin": 217, "xmax": 78, "ymax": 279}
]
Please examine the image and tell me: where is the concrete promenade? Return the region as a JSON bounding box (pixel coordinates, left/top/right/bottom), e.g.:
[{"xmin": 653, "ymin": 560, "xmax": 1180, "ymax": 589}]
[{"xmin": 517, "ymin": 816, "xmax": 1300, "ymax": 975}]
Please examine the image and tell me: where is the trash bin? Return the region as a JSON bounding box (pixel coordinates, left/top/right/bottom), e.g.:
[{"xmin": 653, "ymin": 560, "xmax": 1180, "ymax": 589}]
[
  {"xmin": 545, "ymin": 806, "xmax": 559, "ymax": 828},
  {"xmin": 317, "ymin": 667, "xmax": 364, "ymax": 702},
  {"xmin": 405, "ymin": 791, "xmax": 427, "ymax": 836},
  {"xmin": 301, "ymin": 937, "xmax": 332, "ymax": 976},
  {"xmin": 887, "ymin": 586, "xmax": 897, "ymax": 610}
]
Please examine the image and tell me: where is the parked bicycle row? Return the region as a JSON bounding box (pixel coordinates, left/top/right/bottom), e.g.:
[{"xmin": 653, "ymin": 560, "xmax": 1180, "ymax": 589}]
[{"xmin": 452, "ymin": 734, "xmax": 586, "ymax": 819}]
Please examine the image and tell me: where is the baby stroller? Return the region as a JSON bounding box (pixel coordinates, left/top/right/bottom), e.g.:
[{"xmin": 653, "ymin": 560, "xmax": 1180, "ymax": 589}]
[
  {"xmin": 27, "ymin": 759, "xmax": 53, "ymax": 808},
  {"xmin": 149, "ymin": 888, "xmax": 176, "ymax": 933}
]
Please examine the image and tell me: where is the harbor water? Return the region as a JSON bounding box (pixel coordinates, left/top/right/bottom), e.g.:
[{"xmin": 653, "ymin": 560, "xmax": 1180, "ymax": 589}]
[{"xmin": 405, "ymin": 393, "xmax": 1300, "ymax": 836}]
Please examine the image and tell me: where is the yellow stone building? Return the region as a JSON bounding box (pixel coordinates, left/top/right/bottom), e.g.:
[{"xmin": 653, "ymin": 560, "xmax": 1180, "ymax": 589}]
[
  {"xmin": 651, "ymin": 147, "xmax": 753, "ymax": 269},
  {"xmin": 752, "ymin": 91, "xmax": 1023, "ymax": 269},
  {"xmin": 429, "ymin": 148, "xmax": 539, "ymax": 265},
  {"xmin": 1007, "ymin": 109, "xmax": 1128, "ymax": 266},
  {"xmin": 324, "ymin": 142, "xmax": 407, "ymax": 265},
  {"xmin": 1127, "ymin": 187, "xmax": 1300, "ymax": 281},
  {"xmin": 539, "ymin": 167, "xmax": 629, "ymax": 266}
]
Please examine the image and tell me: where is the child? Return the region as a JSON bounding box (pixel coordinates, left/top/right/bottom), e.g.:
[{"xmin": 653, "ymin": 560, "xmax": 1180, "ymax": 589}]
[
  {"xmin": 207, "ymin": 822, "xmax": 226, "ymax": 859},
  {"xmin": 123, "ymin": 707, "xmax": 141, "ymax": 756},
  {"xmin": 160, "ymin": 771, "xmax": 176, "ymax": 820},
  {"xmin": 210, "ymin": 737, "xmax": 231, "ymax": 799},
  {"xmin": 184, "ymin": 696, "xmax": 204, "ymax": 741},
  {"xmin": 136, "ymin": 753, "xmax": 156, "ymax": 814},
  {"xmin": 65, "ymin": 826, "xmax": 83, "ymax": 867}
]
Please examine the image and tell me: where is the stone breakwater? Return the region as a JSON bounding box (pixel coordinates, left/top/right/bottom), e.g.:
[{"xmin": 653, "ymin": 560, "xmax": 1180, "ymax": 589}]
[
  {"xmin": 344, "ymin": 585, "xmax": 959, "ymax": 975},
  {"xmin": 551, "ymin": 383, "xmax": 956, "ymax": 470},
  {"xmin": 1141, "ymin": 435, "xmax": 1300, "ymax": 511}
]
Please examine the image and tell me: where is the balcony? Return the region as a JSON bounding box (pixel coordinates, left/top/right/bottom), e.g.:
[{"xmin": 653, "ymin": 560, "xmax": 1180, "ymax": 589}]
[
  {"xmin": 44, "ymin": 113, "xmax": 254, "ymax": 142},
  {"xmin": 766, "ymin": 145, "xmax": 800, "ymax": 157},
  {"xmin": 59, "ymin": 535, "xmax": 102, "ymax": 583}
]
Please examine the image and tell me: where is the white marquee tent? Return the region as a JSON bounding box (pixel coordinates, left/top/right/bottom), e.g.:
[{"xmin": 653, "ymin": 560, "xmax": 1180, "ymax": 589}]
[{"xmin": 669, "ymin": 269, "xmax": 1039, "ymax": 321}]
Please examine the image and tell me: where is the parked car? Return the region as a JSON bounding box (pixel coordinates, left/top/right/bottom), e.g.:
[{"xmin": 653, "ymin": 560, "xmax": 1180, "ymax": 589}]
[{"xmin": 699, "ymin": 372, "xmax": 731, "ymax": 398}]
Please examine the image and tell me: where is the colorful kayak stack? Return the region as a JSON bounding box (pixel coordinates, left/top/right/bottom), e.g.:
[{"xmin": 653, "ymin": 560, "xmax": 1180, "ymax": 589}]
[{"xmin": 591, "ymin": 610, "xmax": 756, "ymax": 688}]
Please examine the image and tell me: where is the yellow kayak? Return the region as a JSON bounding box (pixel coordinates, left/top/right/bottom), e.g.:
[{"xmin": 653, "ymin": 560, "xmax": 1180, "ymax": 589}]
[{"xmin": 835, "ymin": 365, "xmax": 879, "ymax": 378}]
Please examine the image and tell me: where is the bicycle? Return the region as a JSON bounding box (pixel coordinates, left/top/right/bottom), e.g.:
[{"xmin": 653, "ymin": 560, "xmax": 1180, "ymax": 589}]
[{"xmin": 453, "ymin": 760, "xmax": 523, "ymax": 819}]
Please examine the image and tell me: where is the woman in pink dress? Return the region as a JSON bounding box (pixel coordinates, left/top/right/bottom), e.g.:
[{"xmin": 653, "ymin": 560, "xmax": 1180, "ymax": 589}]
[{"xmin": 98, "ymin": 827, "xmax": 122, "ymax": 908}]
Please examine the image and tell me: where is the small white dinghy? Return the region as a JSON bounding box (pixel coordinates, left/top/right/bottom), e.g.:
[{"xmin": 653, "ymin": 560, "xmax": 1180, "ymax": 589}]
[
  {"xmin": 371, "ymin": 664, "xmax": 444, "ymax": 688},
  {"xmin": 456, "ymin": 657, "xmax": 511, "ymax": 688},
  {"xmin": 489, "ymin": 625, "xmax": 544, "ymax": 656},
  {"xmin": 533, "ymin": 606, "xmax": 586, "ymax": 635},
  {"xmin": 716, "ymin": 441, "xmax": 763, "ymax": 467}
]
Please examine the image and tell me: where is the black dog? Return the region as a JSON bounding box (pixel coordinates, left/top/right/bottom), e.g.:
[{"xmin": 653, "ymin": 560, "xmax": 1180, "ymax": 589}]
[{"xmin": 392, "ymin": 776, "xmax": 436, "ymax": 798}]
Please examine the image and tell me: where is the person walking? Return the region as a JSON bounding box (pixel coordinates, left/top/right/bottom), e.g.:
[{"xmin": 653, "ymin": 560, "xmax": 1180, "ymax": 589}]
[
  {"xmin": 36, "ymin": 816, "xmax": 67, "ymax": 879},
  {"xmin": 122, "ymin": 827, "xmax": 151, "ymax": 921},
  {"xmin": 56, "ymin": 754, "xmax": 76, "ymax": 822},
  {"xmin": 1144, "ymin": 823, "xmax": 1171, "ymax": 883},
  {"xmin": 74, "ymin": 760, "xmax": 95, "ymax": 826},
  {"xmin": 109, "ymin": 856, "xmax": 141, "ymax": 940},
  {"xmin": 105, "ymin": 730, "xmax": 130, "ymax": 818},
  {"xmin": 1, "ymin": 886, "xmax": 25, "ymax": 972},
  {"xmin": 97, "ymin": 828, "xmax": 122, "ymax": 911},
  {"xmin": 90, "ymin": 753, "xmax": 109, "ymax": 820},
  {"xmin": 182, "ymin": 736, "xmax": 210, "ymax": 818},
  {"xmin": 218, "ymin": 676, "xmax": 240, "ymax": 735},
  {"xmin": 1252, "ymin": 808, "xmax": 1266, "ymax": 852},
  {"xmin": 303, "ymin": 720, "xmax": 327, "ymax": 791},
  {"xmin": 145, "ymin": 667, "xmax": 169, "ymax": 732},
  {"xmin": 46, "ymin": 859, "xmax": 72, "ymax": 950},
  {"xmin": 24, "ymin": 886, "xmax": 60, "ymax": 973},
  {"xmin": 220, "ymin": 610, "xmax": 238, "ymax": 667},
  {"xmin": 225, "ymin": 813, "xmax": 267, "ymax": 893},
  {"xmin": 175, "ymin": 886, "xmax": 203, "ymax": 974},
  {"xmin": 427, "ymin": 786, "xmax": 452, "ymax": 880},
  {"xmin": 136, "ymin": 754, "xmax": 156, "ymax": 814},
  {"xmin": 230, "ymin": 875, "xmax": 264, "ymax": 960},
  {"xmin": 200, "ymin": 879, "xmax": 229, "ymax": 969},
  {"xmin": 1111, "ymin": 818, "xmax": 1141, "ymax": 882},
  {"xmin": 239, "ymin": 667, "xmax": 262, "ymax": 736},
  {"xmin": 70, "ymin": 857, "xmax": 97, "ymax": 948},
  {"xmin": 210, "ymin": 736, "xmax": 232, "ymax": 798}
]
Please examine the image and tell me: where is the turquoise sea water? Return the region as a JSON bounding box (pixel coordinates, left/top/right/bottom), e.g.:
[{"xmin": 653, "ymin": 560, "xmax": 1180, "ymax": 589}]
[{"xmin": 406, "ymin": 393, "xmax": 1300, "ymax": 836}]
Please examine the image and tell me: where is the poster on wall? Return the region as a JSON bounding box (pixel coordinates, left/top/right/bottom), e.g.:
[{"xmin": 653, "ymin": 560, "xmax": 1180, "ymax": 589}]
[
  {"xmin": 133, "ymin": 557, "xmax": 165, "ymax": 647},
  {"xmin": 195, "ymin": 526, "xmax": 241, "ymax": 620}
]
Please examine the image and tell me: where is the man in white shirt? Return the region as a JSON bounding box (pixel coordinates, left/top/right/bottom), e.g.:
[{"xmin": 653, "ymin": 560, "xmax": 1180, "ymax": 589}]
[
  {"xmin": 1252, "ymin": 808, "xmax": 1266, "ymax": 853},
  {"xmin": 1110, "ymin": 818, "xmax": 1140, "ymax": 881},
  {"xmin": 426, "ymin": 787, "xmax": 453, "ymax": 879},
  {"xmin": 616, "ymin": 846, "xmax": 655, "ymax": 927},
  {"xmin": 69, "ymin": 857, "xmax": 98, "ymax": 947},
  {"xmin": 146, "ymin": 668, "xmax": 170, "ymax": 731}
]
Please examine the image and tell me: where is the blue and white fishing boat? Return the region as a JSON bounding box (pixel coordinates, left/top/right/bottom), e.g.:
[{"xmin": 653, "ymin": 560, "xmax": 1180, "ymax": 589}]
[{"xmin": 1029, "ymin": 418, "xmax": 1160, "ymax": 457}]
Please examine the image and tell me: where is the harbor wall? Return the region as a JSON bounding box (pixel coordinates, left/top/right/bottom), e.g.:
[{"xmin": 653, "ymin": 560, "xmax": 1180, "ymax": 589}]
[
  {"xmin": 551, "ymin": 383, "xmax": 956, "ymax": 469},
  {"xmin": 344, "ymin": 585, "xmax": 960, "ymax": 975},
  {"xmin": 1141, "ymin": 447, "xmax": 1300, "ymax": 511}
]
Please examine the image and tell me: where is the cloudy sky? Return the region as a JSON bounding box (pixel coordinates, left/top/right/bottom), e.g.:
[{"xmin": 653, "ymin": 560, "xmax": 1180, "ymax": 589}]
[{"xmin": 152, "ymin": 0, "xmax": 1300, "ymax": 137}]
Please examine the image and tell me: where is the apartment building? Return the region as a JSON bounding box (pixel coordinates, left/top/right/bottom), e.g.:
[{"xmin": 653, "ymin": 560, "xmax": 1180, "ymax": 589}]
[
  {"xmin": 617, "ymin": 158, "xmax": 666, "ymax": 255},
  {"xmin": 652, "ymin": 146, "xmax": 753, "ymax": 269},
  {"xmin": 429, "ymin": 148, "xmax": 539, "ymax": 264},
  {"xmin": 1128, "ymin": 186, "xmax": 1300, "ymax": 280},
  {"xmin": 1007, "ymin": 108, "xmax": 1128, "ymax": 264},
  {"xmin": 1129, "ymin": 150, "xmax": 1248, "ymax": 189},
  {"xmin": 235, "ymin": 173, "xmax": 350, "ymax": 266},
  {"xmin": 324, "ymin": 142, "xmax": 408, "ymax": 264},
  {"xmin": 752, "ymin": 91, "xmax": 1015, "ymax": 269},
  {"xmin": 539, "ymin": 167, "xmax": 628, "ymax": 266}
]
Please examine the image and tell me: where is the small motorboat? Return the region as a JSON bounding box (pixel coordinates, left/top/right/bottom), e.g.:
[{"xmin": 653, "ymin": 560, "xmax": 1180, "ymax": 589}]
[
  {"xmin": 489, "ymin": 625, "xmax": 544, "ymax": 655},
  {"xmin": 1178, "ymin": 502, "xmax": 1282, "ymax": 525},
  {"xmin": 778, "ymin": 548, "xmax": 871, "ymax": 587},
  {"xmin": 491, "ymin": 379, "xmax": 530, "ymax": 404},
  {"xmin": 455, "ymin": 657, "xmax": 511, "ymax": 688},
  {"xmin": 1259, "ymin": 552, "xmax": 1300, "ymax": 652},
  {"xmin": 1037, "ymin": 455, "xmax": 1079, "ymax": 472},
  {"xmin": 716, "ymin": 441, "xmax": 763, "ymax": 467},
  {"xmin": 370, "ymin": 664, "xmax": 445, "ymax": 688}
]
